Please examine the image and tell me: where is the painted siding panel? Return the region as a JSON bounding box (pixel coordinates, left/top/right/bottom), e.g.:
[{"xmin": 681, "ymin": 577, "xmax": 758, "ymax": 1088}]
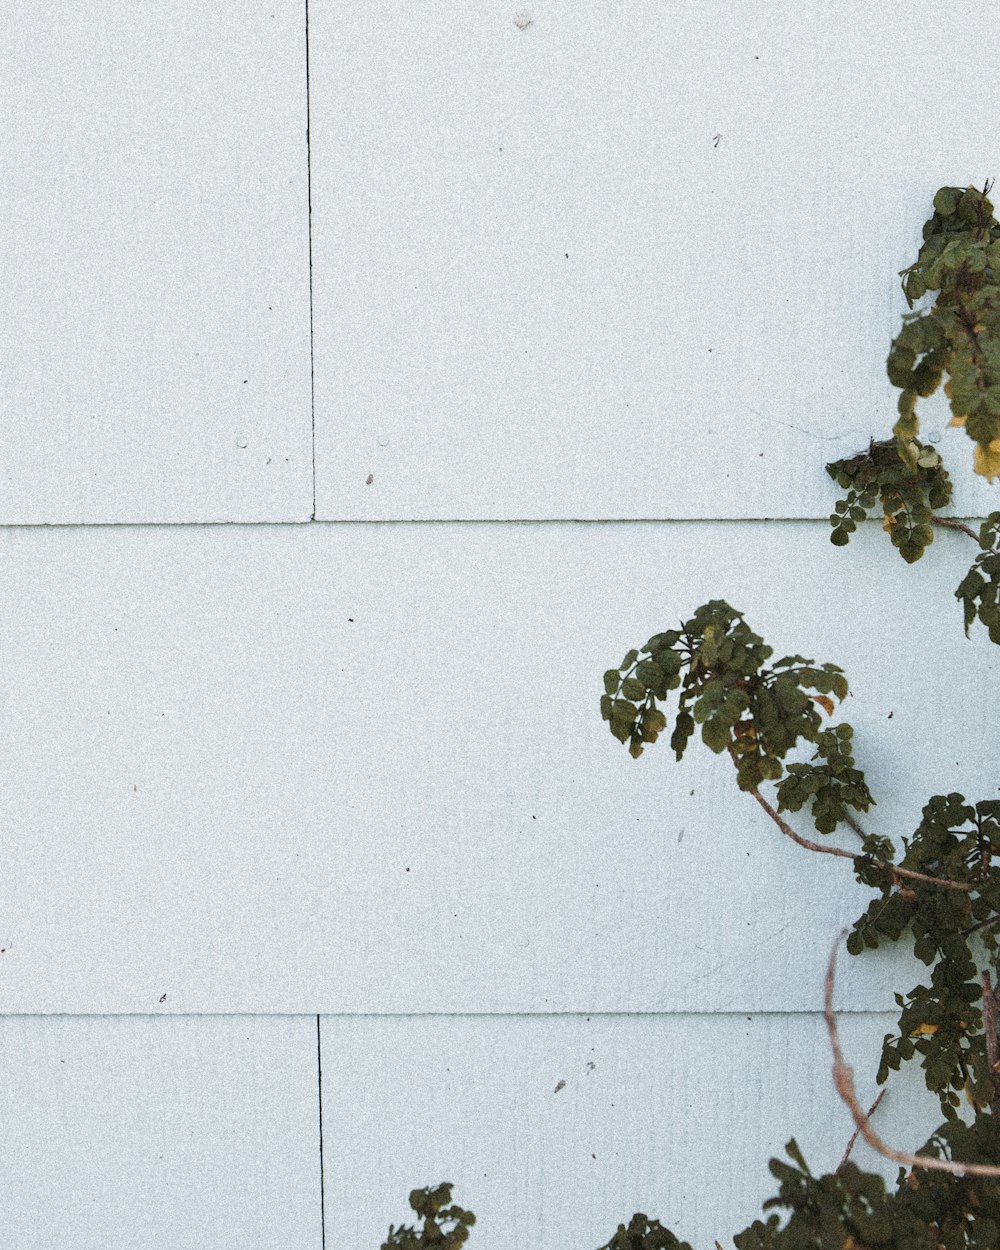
[
  {"xmin": 0, "ymin": 521, "xmax": 991, "ymax": 1012},
  {"xmin": 0, "ymin": 1016, "xmax": 321, "ymax": 1248},
  {"xmin": 0, "ymin": 3, "xmax": 312, "ymax": 524},
  {"xmin": 320, "ymin": 1012, "xmax": 941, "ymax": 1250},
  {"xmin": 311, "ymin": 0, "xmax": 1000, "ymax": 520}
]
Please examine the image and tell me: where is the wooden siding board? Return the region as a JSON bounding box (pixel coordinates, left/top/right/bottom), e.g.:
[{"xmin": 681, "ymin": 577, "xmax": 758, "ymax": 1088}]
[
  {"xmin": 311, "ymin": 1, "xmax": 1000, "ymax": 520},
  {"xmin": 0, "ymin": 520, "xmax": 993, "ymax": 1012},
  {"xmin": 319, "ymin": 1012, "xmax": 941, "ymax": 1250},
  {"xmin": 0, "ymin": 1015, "xmax": 321, "ymax": 1248},
  {"xmin": 0, "ymin": 2, "xmax": 312, "ymax": 524}
]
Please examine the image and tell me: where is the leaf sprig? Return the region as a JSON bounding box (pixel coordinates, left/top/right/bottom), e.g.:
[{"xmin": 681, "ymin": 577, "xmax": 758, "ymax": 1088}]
[
  {"xmin": 601, "ymin": 601, "xmax": 850, "ymax": 793},
  {"xmin": 734, "ymin": 1125, "xmax": 1000, "ymax": 1250},
  {"xmin": 826, "ymin": 437, "xmax": 951, "ymax": 563},
  {"xmin": 382, "ymin": 1185, "xmax": 476, "ymax": 1250},
  {"xmin": 596, "ymin": 1214, "xmax": 694, "ymax": 1250},
  {"xmin": 849, "ymin": 794, "xmax": 1000, "ymax": 1116},
  {"xmin": 893, "ymin": 183, "xmax": 1000, "ymax": 481},
  {"xmin": 955, "ymin": 512, "xmax": 1000, "ymax": 641}
]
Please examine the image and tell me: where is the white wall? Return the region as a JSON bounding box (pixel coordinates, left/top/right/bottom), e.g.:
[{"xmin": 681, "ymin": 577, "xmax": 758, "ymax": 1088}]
[{"xmin": 2, "ymin": 1, "xmax": 997, "ymax": 1245}]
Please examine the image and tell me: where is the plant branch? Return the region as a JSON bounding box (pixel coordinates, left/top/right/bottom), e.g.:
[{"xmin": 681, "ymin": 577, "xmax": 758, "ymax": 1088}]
[
  {"xmin": 932, "ymin": 515, "xmax": 981, "ymax": 543},
  {"xmin": 726, "ymin": 746, "xmax": 973, "ymax": 894},
  {"xmin": 825, "ymin": 935, "xmax": 1000, "ymax": 1177},
  {"xmin": 837, "ymin": 1088, "xmax": 886, "ymax": 1172},
  {"xmin": 984, "ymin": 970, "xmax": 1000, "ymax": 1112},
  {"xmin": 965, "ymin": 914, "xmax": 1000, "ymax": 939}
]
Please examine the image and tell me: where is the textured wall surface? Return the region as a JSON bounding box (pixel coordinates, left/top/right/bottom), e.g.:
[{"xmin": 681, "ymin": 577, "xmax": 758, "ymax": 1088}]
[{"xmin": 1, "ymin": 1, "xmax": 996, "ymax": 1245}]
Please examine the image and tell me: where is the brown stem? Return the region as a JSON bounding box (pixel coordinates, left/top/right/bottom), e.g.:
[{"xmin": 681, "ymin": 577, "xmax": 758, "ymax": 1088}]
[
  {"xmin": 932, "ymin": 515, "xmax": 981, "ymax": 544},
  {"xmin": 727, "ymin": 746, "xmax": 973, "ymax": 894},
  {"xmin": 825, "ymin": 936, "xmax": 1000, "ymax": 1177},
  {"xmin": 965, "ymin": 914, "xmax": 1000, "ymax": 939},
  {"xmin": 984, "ymin": 971, "xmax": 1000, "ymax": 1111},
  {"xmin": 837, "ymin": 1088, "xmax": 886, "ymax": 1172}
]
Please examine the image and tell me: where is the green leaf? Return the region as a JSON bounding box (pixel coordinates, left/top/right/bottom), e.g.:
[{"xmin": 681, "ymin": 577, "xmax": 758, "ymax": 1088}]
[
  {"xmin": 701, "ymin": 718, "xmax": 731, "ymax": 753},
  {"xmin": 934, "ymin": 185, "xmax": 963, "ymax": 216}
]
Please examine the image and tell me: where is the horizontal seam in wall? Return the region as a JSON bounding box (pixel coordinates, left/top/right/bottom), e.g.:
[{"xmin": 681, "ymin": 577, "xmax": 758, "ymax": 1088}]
[
  {"xmin": 0, "ymin": 1009, "xmax": 902, "ymax": 1020},
  {"xmin": 0, "ymin": 516, "xmax": 990, "ymax": 531}
]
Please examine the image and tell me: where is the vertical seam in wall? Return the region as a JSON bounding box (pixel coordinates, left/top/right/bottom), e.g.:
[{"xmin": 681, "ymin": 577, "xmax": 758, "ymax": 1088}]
[
  {"xmin": 304, "ymin": 0, "xmax": 317, "ymax": 521},
  {"xmin": 317, "ymin": 1014, "xmax": 326, "ymax": 1248}
]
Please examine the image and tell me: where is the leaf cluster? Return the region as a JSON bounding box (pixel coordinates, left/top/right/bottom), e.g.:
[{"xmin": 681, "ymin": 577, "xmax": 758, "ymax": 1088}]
[
  {"xmin": 382, "ymin": 1185, "xmax": 476, "ymax": 1249},
  {"xmin": 892, "ymin": 184, "xmax": 1000, "ymax": 482},
  {"xmin": 734, "ymin": 1128, "xmax": 1000, "ymax": 1250},
  {"xmin": 601, "ymin": 601, "xmax": 850, "ymax": 793},
  {"xmin": 826, "ymin": 437, "xmax": 951, "ymax": 563},
  {"xmin": 595, "ymin": 1214, "xmax": 694, "ymax": 1250},
  {"xmin": 775, "ymin": 726, "xmax": 875, "ymax": 835},
  {"xmin": 956, "ymin": 512, "xmax": 1000, "ymax": 642},
  {"xmin": 849, "ymin": 794, "xmax": 1000, "ymax": 1115}
]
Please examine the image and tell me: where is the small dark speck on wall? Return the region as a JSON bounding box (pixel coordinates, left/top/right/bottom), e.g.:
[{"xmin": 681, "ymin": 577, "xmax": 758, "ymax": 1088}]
[
  {"xmin": 366, "ymin": 474, "xmax": 374, "ymax": 485},
  {"xmin": 159, "ymin": 993, "xmax": 167, "ymax": 1003}
]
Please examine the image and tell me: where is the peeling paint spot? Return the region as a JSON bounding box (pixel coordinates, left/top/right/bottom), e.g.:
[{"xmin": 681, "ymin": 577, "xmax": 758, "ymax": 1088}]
[{"xmin": 513, "ymin": 10, "xmax": 532, "ymax": 29}]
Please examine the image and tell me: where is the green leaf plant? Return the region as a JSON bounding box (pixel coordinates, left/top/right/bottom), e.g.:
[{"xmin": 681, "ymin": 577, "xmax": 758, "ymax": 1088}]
[{"xmin": 381, "ymin": 186, "xmax": 1000, "ymax": 1250}]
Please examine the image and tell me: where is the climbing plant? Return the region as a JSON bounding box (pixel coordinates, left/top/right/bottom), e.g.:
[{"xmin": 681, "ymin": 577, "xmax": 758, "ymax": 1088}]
[{"xmin": 380, "ymin": 185, "xmax": 1000, "ymax": 1250}]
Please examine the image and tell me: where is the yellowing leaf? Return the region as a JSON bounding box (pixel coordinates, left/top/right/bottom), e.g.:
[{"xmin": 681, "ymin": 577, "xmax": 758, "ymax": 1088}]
[
  {"xmin": 883, "ymin": 513, "xmax": 897, "ymax": 532},
  {"xmin": 948, "ymin": 414, "xmax": 968, "ymax": 427},
  {"xmin": 910, "ymin": 1023, "xmax": 939, "ymax": 1037},
  {"xmin": 974, "ymin": 438, "xmax": 1000, "ymax": 481},
  {"xmin": 812, "ymin": 694, "xmax": 835, "ymax": 716}
]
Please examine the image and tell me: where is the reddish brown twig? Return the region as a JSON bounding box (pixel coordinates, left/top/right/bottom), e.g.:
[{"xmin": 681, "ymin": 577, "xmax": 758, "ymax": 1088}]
[
  {"xmin": 825, "ymin": 935, "xmax": 1000, "ymax": 1177},
  {"xmin": 984, "ymin": 971, "xmax": 1000, "ymax": 1111},
  {"xmin": 932, "ymin": 515, "xmax": 982, "ymax": 544},
  {"xmin": 727, "ymin": 746, "xmax": 973, "ymax": 894},
  {"xmin": 837, "ymin": 1088, "xmax": 886, "ymax": 1171}
]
